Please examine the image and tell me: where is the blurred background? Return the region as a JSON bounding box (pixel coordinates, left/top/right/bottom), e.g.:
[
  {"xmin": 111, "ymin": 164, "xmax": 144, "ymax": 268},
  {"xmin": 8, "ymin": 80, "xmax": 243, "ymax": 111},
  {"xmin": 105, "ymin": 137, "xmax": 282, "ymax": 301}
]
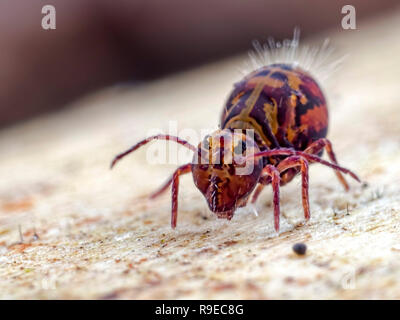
[{"xmin": 0, "ymin": 0, "xmax": 398, "ymax": 128}]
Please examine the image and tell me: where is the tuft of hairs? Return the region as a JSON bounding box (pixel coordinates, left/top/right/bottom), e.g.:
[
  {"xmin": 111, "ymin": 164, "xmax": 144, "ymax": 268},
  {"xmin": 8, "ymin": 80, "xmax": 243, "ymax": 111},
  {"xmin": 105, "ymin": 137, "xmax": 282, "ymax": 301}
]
[{"xmin": 241, "ymin": 27, "xmax": 346, "ymax": 83}]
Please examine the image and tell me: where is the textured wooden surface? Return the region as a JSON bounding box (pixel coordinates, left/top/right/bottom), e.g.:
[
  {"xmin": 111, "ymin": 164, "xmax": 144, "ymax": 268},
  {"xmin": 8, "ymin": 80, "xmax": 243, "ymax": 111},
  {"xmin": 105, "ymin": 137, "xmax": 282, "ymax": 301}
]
[{"xmin": 1, "ymin": 11, "xmax": 400, "ymax": 299}]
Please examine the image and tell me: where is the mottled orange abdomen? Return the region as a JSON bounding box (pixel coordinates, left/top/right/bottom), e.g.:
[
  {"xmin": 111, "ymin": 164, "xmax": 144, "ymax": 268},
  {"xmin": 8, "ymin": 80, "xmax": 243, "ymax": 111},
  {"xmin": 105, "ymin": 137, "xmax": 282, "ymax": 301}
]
[{"xmin": 221, "ymin": 63, "xmax": 328, "ymax": 152}]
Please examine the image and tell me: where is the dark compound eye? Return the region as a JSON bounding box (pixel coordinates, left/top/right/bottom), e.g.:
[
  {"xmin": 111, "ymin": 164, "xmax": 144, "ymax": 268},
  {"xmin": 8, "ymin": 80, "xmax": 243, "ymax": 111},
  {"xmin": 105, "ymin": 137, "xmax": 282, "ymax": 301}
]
[{"xmin": 234, "ymin": 140, "xmax": 247, "ymax": 154}]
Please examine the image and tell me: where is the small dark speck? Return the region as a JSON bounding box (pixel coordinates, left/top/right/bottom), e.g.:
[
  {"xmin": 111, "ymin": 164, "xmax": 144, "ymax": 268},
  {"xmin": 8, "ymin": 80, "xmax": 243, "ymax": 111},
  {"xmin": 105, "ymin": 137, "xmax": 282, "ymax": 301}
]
[{"xmin": 292, "ymin": 243, "xmax": 307, "ymax": 255}]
